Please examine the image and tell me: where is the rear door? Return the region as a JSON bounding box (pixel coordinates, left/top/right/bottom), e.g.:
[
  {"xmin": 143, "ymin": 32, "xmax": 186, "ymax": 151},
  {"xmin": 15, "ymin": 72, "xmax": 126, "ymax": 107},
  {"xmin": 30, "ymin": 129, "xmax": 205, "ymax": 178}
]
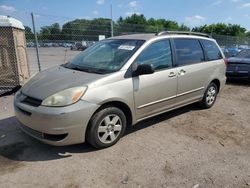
[{"xmin": 173, "ymin": 38, "xmax": 208, "ymax": 106}]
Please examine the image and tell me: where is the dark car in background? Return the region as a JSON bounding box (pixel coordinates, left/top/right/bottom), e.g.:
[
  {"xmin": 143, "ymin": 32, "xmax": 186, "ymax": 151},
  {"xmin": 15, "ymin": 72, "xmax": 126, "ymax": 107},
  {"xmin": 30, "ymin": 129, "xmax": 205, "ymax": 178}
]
[
  {"xmin": 222, "ymin": 47, "xmax": 242, "ymax": 58},
  {"xmin": 70, "ymin": 42, "xmax": 88, "ymax": 51},
  {"xmin": 226, "ymin": 49, "xmax": 250, "ymax": 81},
  {"xmin": 70, "ymin": 41, "xmax": 95, "ymax": 51}
]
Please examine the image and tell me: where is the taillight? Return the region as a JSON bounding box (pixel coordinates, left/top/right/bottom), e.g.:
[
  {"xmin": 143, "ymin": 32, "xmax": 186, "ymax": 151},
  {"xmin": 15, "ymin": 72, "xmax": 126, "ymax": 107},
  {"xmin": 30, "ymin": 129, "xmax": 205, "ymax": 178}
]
[{"xmin": 224, "ymin": 58, "xmax": 228, "ymax": 65}]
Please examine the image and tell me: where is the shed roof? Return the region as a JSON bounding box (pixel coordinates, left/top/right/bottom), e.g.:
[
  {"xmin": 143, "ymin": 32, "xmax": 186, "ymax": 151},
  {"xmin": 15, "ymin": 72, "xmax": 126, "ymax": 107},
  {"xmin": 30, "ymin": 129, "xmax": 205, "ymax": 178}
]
[{"xmin": 0, "ymin": 15, "xmax": 25, "ymax": 30}]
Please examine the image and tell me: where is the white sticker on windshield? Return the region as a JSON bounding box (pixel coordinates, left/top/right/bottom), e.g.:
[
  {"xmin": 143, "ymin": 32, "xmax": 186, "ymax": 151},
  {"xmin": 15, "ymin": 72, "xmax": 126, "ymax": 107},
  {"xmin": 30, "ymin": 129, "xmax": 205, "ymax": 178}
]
[{"xmin": 118, "ymin": 45, "xmax": 135, "ymax": 51}]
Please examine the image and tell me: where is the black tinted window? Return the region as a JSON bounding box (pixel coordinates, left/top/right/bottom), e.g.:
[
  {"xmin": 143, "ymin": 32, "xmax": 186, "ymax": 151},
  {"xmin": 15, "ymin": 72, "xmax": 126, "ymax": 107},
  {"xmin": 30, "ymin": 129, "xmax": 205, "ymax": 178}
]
[
  {"xmin": 174, "ymin": 39, "xmax": 204, "ymax": 66},
  {"xmin": 136, "ymin": 40, "xmax": 172, "ymax": 71},
  {"xmin": 236, "ymin": 49, "xmax": 250, "ymax": 58},
  {"xmin": 202, "ymin": 40, "xmax": 222, "ymax": 60}
]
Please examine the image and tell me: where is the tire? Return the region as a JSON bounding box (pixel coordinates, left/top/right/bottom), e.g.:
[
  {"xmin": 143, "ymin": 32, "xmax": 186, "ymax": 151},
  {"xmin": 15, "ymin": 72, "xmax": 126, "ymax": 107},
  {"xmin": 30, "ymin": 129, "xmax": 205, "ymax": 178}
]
[
  {"xmin": 200, "ymin": 82, "xmax": 218, "ymax": 109},
  {"xmin": 86, "ymin": 106, "xmax": 127, "ymax": 149}
]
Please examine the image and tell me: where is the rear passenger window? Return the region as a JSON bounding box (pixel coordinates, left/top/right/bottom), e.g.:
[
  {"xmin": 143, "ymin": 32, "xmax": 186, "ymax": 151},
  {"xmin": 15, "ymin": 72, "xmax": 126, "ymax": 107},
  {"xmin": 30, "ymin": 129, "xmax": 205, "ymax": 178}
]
[
  {"xmin": 202, "ymin": 40, "xmax": 223, "ymax": 60},
  {"xmin": 174, "ymin": 39, "xmax": 205, "ymax": 66},
  {"xmin": 136, "ymin": 40, "xmax": 172, "ymax": 71}
]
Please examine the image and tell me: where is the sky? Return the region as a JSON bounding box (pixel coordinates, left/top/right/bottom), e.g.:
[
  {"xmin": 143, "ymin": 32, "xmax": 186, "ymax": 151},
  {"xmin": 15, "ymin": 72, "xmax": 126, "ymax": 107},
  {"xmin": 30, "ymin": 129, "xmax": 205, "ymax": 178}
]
[{"xmin": 1, "ymin": 0, "xmax": 250, "ymax": 30}]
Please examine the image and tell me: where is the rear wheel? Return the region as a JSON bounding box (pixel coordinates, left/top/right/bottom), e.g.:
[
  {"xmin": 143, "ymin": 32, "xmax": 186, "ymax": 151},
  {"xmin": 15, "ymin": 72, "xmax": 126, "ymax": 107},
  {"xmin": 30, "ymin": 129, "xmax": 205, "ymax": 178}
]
[
  {"xmin": 200, "ymin": 82, "xmax": 218, "ymax": 109},
  {"xmin": 86, "ymin": 106, "xmax": 126, "ymax": 149}
]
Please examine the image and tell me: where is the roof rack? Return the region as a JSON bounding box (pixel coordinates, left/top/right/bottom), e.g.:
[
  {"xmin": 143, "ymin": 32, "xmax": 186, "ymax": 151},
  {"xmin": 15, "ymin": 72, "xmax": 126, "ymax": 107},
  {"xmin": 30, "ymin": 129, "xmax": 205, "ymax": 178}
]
[{"xmin": 156, "ymin": 31, "xmax": 212, "ymax": 38}]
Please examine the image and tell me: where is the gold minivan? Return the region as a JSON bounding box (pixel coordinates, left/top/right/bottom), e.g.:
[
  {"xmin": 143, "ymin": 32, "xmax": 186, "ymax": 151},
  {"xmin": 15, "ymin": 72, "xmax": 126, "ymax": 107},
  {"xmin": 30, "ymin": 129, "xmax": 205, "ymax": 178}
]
[{"xmin": 14, "ymin": 32, "xmax": 227, "ymax": 148}]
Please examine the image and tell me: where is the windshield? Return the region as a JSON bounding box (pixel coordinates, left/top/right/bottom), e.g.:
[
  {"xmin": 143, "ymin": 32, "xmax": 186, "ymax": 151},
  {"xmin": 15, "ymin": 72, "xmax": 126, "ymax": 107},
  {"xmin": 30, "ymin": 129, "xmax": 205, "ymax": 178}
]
[
  {"xmin": 65, "ymin": 39, "xmax": 145, "ymax": 74},
  {"xmin": 236, "ymin": 49, "xmax": 250, "ymax": 58}
]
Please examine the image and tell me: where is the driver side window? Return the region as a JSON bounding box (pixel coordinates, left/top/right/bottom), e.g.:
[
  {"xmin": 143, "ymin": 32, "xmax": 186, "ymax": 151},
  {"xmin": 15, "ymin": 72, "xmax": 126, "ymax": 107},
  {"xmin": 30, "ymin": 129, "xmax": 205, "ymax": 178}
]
[{"xmin": 136, "ymin": 40, "xmax": 172, "ymax": 71}]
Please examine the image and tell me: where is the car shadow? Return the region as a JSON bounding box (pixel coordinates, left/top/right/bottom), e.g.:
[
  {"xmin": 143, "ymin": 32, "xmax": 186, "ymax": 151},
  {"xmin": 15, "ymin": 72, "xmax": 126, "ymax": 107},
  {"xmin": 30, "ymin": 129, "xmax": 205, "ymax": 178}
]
[
  {"xmin": 125, "ymin": 104, "xmax": 200, "ymax": 136},
  {"xmin": 0, "ymin": 104, "xmax": 200, "ymax": 162},
  {"xmin": 226, "ymin": 79, "xmax": 250, "ymax": 86}
]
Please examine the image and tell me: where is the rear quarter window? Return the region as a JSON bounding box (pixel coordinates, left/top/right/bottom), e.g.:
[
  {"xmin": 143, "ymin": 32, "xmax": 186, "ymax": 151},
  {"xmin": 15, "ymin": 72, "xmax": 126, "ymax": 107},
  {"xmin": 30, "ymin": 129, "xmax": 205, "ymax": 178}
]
[{"xmin": 201, "ymin": 40, "xmax": 223, "ymax": 60}]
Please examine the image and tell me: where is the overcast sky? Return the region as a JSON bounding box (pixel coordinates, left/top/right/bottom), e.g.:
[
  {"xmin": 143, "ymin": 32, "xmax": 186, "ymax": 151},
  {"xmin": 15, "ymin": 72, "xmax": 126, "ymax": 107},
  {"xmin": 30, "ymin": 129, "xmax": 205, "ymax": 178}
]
[{"xmin": 1, "ymin": 0, "xmax": 250, "ymax": 30}]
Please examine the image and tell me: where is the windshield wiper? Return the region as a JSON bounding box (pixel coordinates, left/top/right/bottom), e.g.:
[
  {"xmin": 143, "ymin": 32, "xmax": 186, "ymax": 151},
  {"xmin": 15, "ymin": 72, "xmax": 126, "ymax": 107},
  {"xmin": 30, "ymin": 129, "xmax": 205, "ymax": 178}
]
[{"xmin": 64, "ymin": 64, "xmax": 106, "ymax": 74}]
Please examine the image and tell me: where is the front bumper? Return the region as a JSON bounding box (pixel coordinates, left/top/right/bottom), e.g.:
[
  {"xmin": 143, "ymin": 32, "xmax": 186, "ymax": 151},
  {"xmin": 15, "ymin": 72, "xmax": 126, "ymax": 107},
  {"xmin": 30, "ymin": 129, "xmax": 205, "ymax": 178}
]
[{"xmin": 14, "ymin": 91, "xmax": 99, "ymax": 146}]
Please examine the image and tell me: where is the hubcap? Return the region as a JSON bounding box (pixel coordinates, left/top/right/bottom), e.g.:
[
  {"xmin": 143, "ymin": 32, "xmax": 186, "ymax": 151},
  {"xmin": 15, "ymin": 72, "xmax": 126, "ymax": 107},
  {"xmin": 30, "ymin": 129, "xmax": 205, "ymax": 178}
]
[
  {"xmin": 206, "ymin": 86, "xmax": 216, "ymax": 105},
  {"xmin": 97, "ymin": 114, "xmax": 122, "ymax": 144}
]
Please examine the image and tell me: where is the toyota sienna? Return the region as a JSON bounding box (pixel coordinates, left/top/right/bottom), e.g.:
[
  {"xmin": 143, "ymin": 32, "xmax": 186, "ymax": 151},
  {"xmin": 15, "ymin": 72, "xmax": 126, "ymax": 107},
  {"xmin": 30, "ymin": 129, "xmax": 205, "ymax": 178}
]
[{"xmin": 14, "ymin": 31, "xmax": 227, "ymax": 148}]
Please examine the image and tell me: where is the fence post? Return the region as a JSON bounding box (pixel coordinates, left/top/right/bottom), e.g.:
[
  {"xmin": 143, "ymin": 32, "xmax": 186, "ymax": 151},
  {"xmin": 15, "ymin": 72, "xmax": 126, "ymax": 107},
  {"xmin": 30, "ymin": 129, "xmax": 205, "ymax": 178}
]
[
  {"xmin": 31, "ymin": 12, "xmax": 41, "ymax": 72},
  {"xmin": 110, "ymin": 5, "xmax": 114, "ymax": 37}
]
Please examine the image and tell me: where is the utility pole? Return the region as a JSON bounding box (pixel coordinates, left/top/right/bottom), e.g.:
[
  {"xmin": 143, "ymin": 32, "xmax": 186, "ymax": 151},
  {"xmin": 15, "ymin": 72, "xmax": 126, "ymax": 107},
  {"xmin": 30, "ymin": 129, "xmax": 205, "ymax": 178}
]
[
  {"xmin": 31, "ymin": 12, "xmax": 41, "ymax": 72},
  {"xmin": 110, "ymin": 4, "xmax": 114, "ymax": 37}
]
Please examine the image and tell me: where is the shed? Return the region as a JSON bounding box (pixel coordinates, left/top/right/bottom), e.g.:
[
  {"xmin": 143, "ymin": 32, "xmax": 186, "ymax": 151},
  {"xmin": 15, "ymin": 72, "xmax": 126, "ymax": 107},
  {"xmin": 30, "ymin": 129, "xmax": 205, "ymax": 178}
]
[{"xmin": 0, "ymin": 15, "xmax": 30, "ymax": 95}]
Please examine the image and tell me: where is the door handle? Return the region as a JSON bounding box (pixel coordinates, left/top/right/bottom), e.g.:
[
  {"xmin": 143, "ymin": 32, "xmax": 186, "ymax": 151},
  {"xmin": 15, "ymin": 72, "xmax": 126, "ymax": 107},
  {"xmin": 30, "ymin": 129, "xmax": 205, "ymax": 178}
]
[
  {"xmin": 178, "ymin": 69, "xmax": 186, "ymax": 75},
  {"xmin": 168, "ymin": 72, "xmax": 176, "ymax": 77}
]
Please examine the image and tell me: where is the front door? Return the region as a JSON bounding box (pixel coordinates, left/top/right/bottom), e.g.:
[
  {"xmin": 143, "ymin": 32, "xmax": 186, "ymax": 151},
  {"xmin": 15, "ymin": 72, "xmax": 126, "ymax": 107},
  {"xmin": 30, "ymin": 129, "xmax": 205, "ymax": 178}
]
[{"xmin": 133, "ymin": 39, "xmax": 177, "ymax": 120}]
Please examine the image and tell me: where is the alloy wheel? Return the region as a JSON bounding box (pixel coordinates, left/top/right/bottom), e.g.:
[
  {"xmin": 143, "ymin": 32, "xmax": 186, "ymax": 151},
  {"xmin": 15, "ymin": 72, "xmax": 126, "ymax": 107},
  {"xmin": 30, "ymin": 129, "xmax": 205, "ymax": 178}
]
[
  {"xmin": 97, "ymin": 114, "xmax": 122, "ymax": 144},
  {"xmin": 206, "ymin": 86, "xmax": 216, "ymax": 106}
]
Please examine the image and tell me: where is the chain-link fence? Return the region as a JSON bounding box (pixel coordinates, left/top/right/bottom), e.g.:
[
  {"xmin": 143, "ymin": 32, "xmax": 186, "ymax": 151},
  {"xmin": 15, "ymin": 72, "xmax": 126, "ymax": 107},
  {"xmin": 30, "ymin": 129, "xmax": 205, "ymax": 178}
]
[
  {"xmin": 25, "ymin": 13, "xmax": 250, "ymax": 75},
  {"xmin": 0, "ymin": 26, "xmax": 28, "ymax": 96},
  {"xmin": 1, "ymin": 12, "xmax": 250, "ymax": 95}
]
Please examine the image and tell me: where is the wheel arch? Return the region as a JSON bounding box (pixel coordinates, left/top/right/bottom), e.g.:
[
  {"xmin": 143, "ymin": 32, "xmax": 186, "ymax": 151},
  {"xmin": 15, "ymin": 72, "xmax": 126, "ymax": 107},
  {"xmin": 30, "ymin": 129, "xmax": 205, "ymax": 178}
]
[
  {"xmin": 86, "ymin": 100, "xmax": 134, "ymax": 136},
  {"xmin": 210, "ymin": 79, "xmax": 221, "ymax": 92}
]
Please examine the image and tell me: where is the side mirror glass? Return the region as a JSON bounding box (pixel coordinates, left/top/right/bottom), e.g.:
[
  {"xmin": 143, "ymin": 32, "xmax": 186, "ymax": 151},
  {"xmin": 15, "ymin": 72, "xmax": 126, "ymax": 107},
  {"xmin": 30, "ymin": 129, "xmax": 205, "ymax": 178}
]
[{"xmin": 133, "ymin": 64, "xmax": 155, "ymax": 76}]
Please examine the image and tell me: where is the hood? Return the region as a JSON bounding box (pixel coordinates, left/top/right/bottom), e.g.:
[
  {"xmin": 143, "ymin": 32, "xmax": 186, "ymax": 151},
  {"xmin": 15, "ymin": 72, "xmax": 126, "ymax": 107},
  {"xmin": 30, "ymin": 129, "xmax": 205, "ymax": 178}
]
[
  {"xmin": 21, "ymin": 66, "xmax": 106, "ymax": 100},
  {"xmin": 227, "ymin": 57, "xmax": 250, "ymax": 64}
]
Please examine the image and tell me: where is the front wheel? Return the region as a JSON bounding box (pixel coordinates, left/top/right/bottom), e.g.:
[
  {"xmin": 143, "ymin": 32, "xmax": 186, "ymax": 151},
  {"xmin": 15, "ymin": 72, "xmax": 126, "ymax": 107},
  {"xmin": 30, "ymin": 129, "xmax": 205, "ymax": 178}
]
[
  {"xmin": 86, "ymin": 106, "xmax": 127, "ymax": 149},
  {"xmin": 200, "ymin": 83, "xmax": 218, "ymax": 109}
]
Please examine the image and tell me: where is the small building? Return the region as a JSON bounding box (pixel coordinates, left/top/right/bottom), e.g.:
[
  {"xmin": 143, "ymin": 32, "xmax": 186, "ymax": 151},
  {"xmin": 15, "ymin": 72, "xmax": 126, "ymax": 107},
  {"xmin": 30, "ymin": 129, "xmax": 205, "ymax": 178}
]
[{"xmin": 0, "ymin": 15, "xmax": 30, "ymax": 95}]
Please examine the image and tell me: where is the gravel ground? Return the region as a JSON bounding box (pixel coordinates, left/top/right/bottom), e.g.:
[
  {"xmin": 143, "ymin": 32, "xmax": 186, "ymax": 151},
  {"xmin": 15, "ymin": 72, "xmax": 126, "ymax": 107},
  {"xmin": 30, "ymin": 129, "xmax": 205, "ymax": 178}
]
[{"xmin": 0, "ymin": 81, "xmax": 250, "ymax": 188}]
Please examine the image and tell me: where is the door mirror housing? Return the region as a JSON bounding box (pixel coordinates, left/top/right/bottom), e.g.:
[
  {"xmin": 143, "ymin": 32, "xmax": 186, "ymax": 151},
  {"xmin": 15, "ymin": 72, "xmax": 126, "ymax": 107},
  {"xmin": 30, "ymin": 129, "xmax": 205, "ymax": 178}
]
[{"xmin": 133, "ymin": 64, "xmax": 155, "ymax": 76}]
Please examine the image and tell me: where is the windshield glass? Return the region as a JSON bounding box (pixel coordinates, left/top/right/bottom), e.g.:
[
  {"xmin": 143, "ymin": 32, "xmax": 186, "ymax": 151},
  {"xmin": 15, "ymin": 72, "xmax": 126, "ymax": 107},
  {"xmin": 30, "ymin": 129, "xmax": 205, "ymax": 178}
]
[
  {"xmin": 65, "ymin": 39, "xmax": 144, "ymax": 74},
  {"xmin": 236, "ymin": 49, "xmax": 250, "ymax": 58}
]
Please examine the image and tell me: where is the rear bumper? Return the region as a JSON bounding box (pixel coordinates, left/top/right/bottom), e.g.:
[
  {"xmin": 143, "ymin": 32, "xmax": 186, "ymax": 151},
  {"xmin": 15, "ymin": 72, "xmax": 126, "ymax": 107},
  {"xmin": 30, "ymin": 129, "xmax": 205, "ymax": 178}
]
[
  {"xmin": 14, "ymin": 91, "xmax": 100, "ymax": 146},
  {"xmin": 226, "ymin": 71, "xmax": 250, "ymax": 80}
]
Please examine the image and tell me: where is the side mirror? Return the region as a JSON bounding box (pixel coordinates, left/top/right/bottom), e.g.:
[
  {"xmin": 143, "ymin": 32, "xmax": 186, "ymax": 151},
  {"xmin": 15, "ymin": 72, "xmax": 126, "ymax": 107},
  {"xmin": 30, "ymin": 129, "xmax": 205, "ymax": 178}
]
[{"xmin": 133, "ymin": 64, "xmax": 155, "ymax": 76}]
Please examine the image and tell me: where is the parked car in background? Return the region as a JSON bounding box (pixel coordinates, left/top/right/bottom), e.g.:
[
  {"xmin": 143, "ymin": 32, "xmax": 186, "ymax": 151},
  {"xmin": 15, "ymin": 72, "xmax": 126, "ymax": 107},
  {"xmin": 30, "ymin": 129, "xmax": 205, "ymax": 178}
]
[
  {"xmin": 70, "ymin": 42, "xmax": 87, "ymax": 51},
  {"xmin": 26, "ymin": 42, "xmax": 35, "ymax": 48},
  {"xmin": 226, "ymin": 49, "xmax": 250, "ymax": 81},
  {"xmin": 223, "ymin": 47, "xmax": 241, "ymax": 58},
  {"xmin": 238, "ymin": 45, "xmax": 249, "ymax": 51},
  {"xmin": 14, "ymin": 32, "xmax": 226, "ymax": 148},
  {"xmin": 71, "ymin": 41, "xmax": 95, "ymax": 51},
  {"xmin": 63, "ymin": 43, "xmax": 73, "ymax": 48}
]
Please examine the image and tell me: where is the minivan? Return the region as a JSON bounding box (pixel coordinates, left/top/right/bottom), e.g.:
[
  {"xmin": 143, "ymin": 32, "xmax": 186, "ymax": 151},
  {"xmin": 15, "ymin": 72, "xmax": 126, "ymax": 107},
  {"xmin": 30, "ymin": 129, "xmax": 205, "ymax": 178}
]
[{"xmin": 14, "ymin": 31, "xmax": 227, "ymax": 148}]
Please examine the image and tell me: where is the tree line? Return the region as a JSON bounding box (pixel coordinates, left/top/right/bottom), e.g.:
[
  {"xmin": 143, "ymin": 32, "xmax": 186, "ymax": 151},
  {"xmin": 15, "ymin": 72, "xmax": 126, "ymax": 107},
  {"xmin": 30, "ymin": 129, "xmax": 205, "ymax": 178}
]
[{"xmin": 25, "ymin": 13, "xmax": 250, "ymax": 41}]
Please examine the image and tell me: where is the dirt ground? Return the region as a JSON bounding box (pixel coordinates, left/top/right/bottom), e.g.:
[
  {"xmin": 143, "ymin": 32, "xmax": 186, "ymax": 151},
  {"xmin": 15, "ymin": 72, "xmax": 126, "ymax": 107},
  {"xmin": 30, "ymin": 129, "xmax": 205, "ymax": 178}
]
[{"xmin": 0, "ymin": 81, "xmax": 250, "ymax": 188}]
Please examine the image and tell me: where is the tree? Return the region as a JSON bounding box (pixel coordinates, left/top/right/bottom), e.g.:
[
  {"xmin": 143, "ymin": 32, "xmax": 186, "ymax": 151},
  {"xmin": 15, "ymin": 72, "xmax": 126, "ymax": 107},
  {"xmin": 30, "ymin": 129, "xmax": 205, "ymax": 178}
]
[
  {"xmin": 192, "ymin": 23, "xmax": 246, "ymax": 36},
  {"xmin": 178, "ymin": 24, "xmax": 190, "ymax": 31},
  {"xmin": 116, "ymin": 14, "xmax": 147, "ymax": 33},
  {"xmin": 246, "ymin": 31, "xmax": 250, "ymax": 37},
  {"xmin": 24, "ymin": 26, "xmax": 33, "ymax": 41},
  {"xmin": 85, "ymin": 18, "xmax": 112, "ymax": 40},
  {"xmin": 62, "ymin": 18, "xmax": 110, "ymax": 41},
  {"xmin": 39, "ymin": 23, "xmax": 61, "ymax": 41},
  {"xmin": 33, "ymin": 14, "xmax": 249, "ymax": 42},
  {"xmin": 50, "ymin": 23, "xmax": 61, "ymax": 40}
]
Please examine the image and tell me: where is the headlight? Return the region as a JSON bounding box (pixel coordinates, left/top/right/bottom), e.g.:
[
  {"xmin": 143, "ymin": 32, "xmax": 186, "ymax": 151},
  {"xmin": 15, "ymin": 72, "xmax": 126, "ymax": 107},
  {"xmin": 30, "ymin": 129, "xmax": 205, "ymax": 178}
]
[{"xmin": 41, "ymin": 86, "xmax": 87, "ymax": 107}]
